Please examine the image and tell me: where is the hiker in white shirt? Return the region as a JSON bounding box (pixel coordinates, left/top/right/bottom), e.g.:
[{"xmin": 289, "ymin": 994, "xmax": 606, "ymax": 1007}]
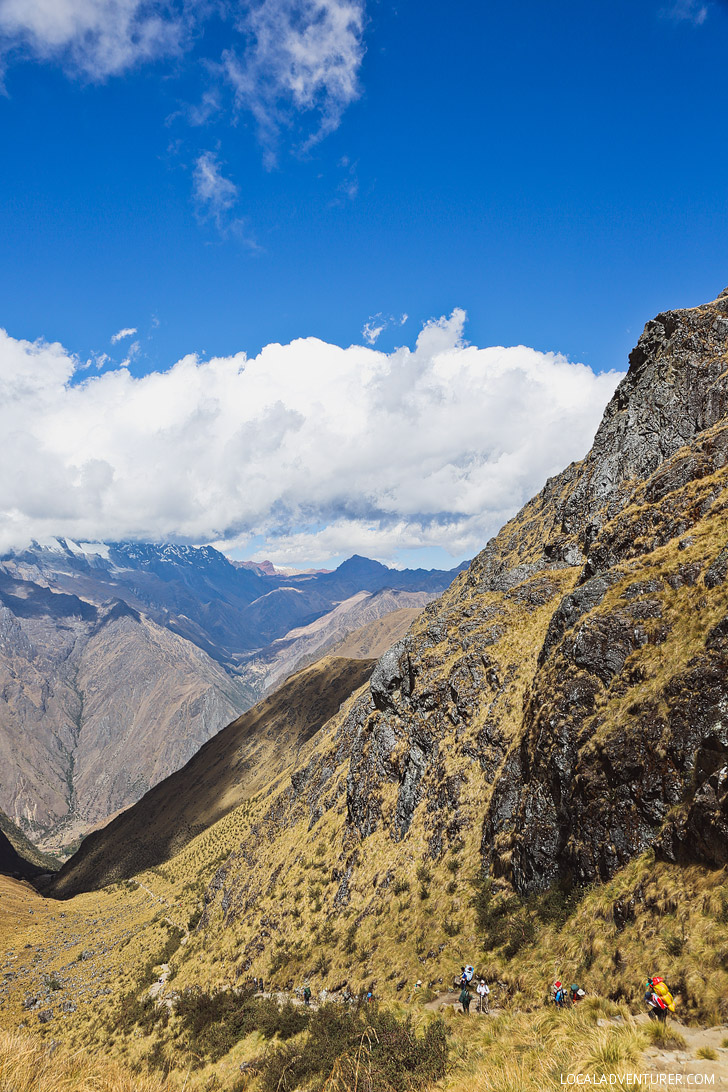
[{"xmin": 476, "ymin": 979, "xmax": 490, "ymax": 1013}]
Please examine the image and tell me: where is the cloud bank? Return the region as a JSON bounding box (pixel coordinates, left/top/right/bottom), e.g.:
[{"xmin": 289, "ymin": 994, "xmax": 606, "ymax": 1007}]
[
  {"xmin": 0, "ymin": 0, "xmax": 190, "ymax": 79},
  {"xmin": 0, "ymin": 311, "xmax": 623, "ymax": 564}
]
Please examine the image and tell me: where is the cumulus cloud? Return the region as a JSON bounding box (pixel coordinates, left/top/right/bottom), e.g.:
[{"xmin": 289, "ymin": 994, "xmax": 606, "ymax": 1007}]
[
  {"xmin": 223, "ymin": 0, "xmax": 365, "ymax": 159},
  {"xmin": 0, "ymin": 0, "xmax": 191, "ymax": 80},
  {"xmin": 111, "ymin": 327, "xmax": 137, "ymax": 344},
  {"xmin": 0, "ymin": 313, "xmax": 624, "ymax": 562}
]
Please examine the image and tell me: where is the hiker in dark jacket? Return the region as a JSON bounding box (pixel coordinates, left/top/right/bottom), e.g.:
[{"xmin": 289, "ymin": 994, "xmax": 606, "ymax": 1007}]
[{"xmin": 459, "ymin": 986, "xmax": 472, "ymax": 1014}]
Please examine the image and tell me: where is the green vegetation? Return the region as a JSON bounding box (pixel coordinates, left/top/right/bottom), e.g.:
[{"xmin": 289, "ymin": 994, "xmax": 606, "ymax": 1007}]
[
  {"xmin": 175, "ymin": 988, "xmax": 309, "ymax": 1064},
  {"xmin": 259, "ymin": 1004, "xmax": 449, "ymax": 1092}
]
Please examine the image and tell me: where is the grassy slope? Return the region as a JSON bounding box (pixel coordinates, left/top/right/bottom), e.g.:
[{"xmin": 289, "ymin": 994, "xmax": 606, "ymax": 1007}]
[{"xmin": 51, "ymin": 656, "xmax": 376, "ymax": 895}]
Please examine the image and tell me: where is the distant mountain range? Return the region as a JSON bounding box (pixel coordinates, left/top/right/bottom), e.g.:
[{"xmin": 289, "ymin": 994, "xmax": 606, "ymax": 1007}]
[{"xmin": 0, "ymin": 540, "xmax": 464, "ymax": 853}]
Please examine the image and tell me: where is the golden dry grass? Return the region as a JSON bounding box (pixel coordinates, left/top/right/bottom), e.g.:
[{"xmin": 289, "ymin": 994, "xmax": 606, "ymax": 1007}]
[
  {"xmin": 442, "ymin": 1002, "xmax": 648, "ymax": 1092},
  {"xmin": 0, "ymin": 1029, "xmax": 171, "ymax": 1092}
]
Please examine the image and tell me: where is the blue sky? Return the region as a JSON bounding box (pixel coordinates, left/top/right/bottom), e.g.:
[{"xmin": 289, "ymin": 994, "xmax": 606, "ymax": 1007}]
[{"xmin": 0, "ymin": 0, "xmax": 727, "ymax": 568}]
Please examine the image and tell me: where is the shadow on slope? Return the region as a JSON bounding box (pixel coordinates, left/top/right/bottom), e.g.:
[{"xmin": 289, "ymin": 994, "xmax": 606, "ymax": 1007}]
[
  {"xmin": 49, "ymin": 656, "xmax": 376, "ymax": 898},
  {"xmin": 0, "ymin": 811, "xmax": 60, "ymax": 880}
]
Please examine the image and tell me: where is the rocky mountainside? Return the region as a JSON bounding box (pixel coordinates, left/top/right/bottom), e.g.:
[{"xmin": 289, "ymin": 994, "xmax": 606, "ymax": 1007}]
[
  {"xmin": 87, "ymin": 286, "xmax": 727, "ymax": 999},
  {"xmin": 0, "ymin": 828, "xmax": 37, "ymax": 880},
  {"xmin": 0, "ymin": 587, "xmax": 251, "ymax": 853},
  {"xmin": 239, "ymin": 588, "xmax": 435, "ymax": 695},
  {"xmin": 0, "ymin": 808, "xmax": 59, "ymax": 879},
  {"xmin": 50, "ymin": 656, "xmax": 376, "ymax": 895},
  {"xmin": 0, "ymin": 544, "xmax": 459, "ymax": 850}
]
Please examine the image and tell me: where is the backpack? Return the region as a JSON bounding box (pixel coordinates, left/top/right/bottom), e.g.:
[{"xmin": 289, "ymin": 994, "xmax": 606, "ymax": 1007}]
[{"xmin": 651, "ymin": 977, "xmax": 675, "ymax": 1012}]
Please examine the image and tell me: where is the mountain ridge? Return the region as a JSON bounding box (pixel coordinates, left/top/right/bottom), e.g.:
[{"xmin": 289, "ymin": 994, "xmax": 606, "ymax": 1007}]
[
  {"xmin": 0, "ymin": 544, "xmax": 460, "ymax": 849},
  {"xmin": 115, "ymin": 285, "xmax": 728, "ymax": 1004},
  {"xmin": 50, "ymin": 655, "xmax": 377, "ymax": 896}
]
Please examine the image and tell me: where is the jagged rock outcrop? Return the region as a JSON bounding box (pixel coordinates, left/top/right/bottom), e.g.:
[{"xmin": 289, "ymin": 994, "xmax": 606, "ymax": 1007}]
[
  {"xmin": 191, "ymin": 289, "xmax": 728, "ymax": 963},
  {"xmin": 44, "ymin": 289, "xmax": 727, "ymax": 1001}
]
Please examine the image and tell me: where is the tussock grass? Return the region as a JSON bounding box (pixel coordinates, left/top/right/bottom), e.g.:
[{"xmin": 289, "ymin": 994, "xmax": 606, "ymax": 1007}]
[
  {"xmin": 444, "ymin": 1006, "xmax": 647, "ymax": 1092},
  {"xmin": 0, "ymin": 1029, "xmax": 170, "ymax": 1091},
  {"xmin": 645, "ymin": 1020, "xmax": 687, "ymax": 1050}
]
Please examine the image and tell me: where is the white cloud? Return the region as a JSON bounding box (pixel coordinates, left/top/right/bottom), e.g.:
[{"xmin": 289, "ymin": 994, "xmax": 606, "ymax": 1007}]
[
  {"xmin": 0, "ymin": 0, "xmax": 368, "ymax": 215},
  {"xmin": 191, "ymin": 149, "xmax": 257, "ymax": 242},
  {"xmin": 0, "ymin": 0, "xmax": 191, "ymax": 80},
  {"xmin": 362, "ymin": 312, "xmax": 409, "ymax": 345},
  {"xmin": 0, "ymin": 0, "xmax": 366, "ymax": 146},
  {"xmin": 664, "ymin": 0, "xmax": 709, "ymax": 22},
  {"xmin": 119, "ymin": 340, "xmax": 141, "ymax": 367},
  {"xmin": 193, "ymin": 151, "xmax": 239, "ymax": 216},
  {"xmin": 111, "ymin": 326, "xmax": 137, "ymax": 344},
  {"xmin": 0, "ymin": 315, "xmax": 624, "ymax": 562},
  {"xmin": 362, "ymin": 318, "xmax": 385, "ymax": 345},
  {"xmin": 223, "ymin": 0, "xmax": 365, "ymax": 159}
]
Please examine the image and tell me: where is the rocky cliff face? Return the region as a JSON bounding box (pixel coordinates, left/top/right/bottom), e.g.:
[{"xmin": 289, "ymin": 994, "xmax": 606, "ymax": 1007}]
[{"xmin": 171, "ymin": 289, "xmax": 728, "ymax": 993}]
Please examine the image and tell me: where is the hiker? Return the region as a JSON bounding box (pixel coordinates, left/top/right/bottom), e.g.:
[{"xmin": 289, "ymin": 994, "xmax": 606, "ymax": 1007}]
[
  {"xmin": 570, "ymin": 984, "xmax": 585, "ymax": 1004},
  {"xmin": 645, "ymin": 976, "xmax": 675, "ymax": 1021},
  {"xmin": 459, "ymin": 984, "xmax": 472, "ymax": 1014},
  {"xmin": 476, "ymin": 979, "xmax": 490, "ymax": 1013},
  {"xmin": 303, "ymin": 985, "xmax": 312, "ymax": 1006},
  {"xmin": 459, "ymin": 966, "xmax": 468, "ymax": 989},
  {"xmin": 552, "ymin": 980, "xmax": 566, "ymax": 1007},
  {"xmin": 258, "ymin": 977, "xmax": 264, "ymax": 994}
]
